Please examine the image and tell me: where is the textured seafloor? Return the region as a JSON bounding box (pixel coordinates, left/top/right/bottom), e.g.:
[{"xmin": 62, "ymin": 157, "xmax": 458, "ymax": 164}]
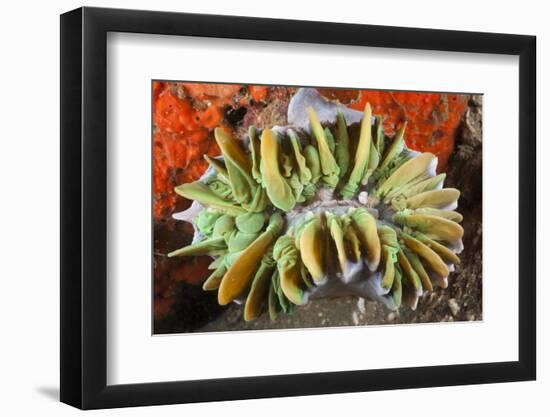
[{"xmin": 153, "ymin": 91, "xmax": 482, "ymax": 334}]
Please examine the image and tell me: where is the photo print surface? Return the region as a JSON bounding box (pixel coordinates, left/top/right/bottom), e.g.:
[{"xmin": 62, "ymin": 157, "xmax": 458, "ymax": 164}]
[{"xmin": 152, "ymin": 82, "xmax": 482, "ymax": 334}]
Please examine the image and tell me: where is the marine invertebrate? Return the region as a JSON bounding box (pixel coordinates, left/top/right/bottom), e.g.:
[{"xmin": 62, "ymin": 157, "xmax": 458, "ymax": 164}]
[
  {"xmin": 316, "ymin": 88, "xmax": 469, "ymax": 170},
  {"xmin": 152, "ymin": 81, "xmax": 269, "ymax": 219},
  {"xmin": 168, "ymin": 88, "xmax": 464, "ymax": 322}
]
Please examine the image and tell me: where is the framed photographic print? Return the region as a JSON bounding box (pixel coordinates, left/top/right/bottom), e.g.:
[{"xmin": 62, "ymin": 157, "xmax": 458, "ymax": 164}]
[{"xmin": 60, "ymin": 6, "xmax": 536, "ymax": 409}]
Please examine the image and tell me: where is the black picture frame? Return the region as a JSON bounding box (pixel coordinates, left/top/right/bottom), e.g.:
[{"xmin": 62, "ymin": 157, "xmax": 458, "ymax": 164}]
[{"xmin": 60, "ymin": 6, "xmax": 536, "ymax": 410}]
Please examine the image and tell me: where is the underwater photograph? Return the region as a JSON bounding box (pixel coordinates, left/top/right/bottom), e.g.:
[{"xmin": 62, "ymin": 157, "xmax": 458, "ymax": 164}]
[{"xmin": 152, "ymin": 82, "xmax": 482, "ymax": 334}]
